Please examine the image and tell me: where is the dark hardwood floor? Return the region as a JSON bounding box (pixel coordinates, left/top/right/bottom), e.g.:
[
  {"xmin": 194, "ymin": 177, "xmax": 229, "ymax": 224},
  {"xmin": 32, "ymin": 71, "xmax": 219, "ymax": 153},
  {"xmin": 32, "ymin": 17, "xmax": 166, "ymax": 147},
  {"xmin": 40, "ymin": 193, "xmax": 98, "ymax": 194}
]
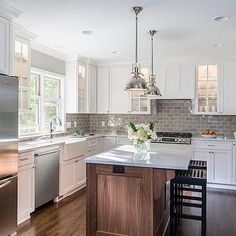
[{"xmin": 17, "ymin": 188, "xmax": 236, "ymax": 236}]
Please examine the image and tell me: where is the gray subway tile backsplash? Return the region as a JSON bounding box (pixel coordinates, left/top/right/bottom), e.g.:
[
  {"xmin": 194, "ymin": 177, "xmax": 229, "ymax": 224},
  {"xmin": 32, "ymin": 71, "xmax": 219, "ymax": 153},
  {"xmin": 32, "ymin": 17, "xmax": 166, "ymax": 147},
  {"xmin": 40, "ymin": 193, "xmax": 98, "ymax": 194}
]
[{"xmin": 66, "ymin": 100, "xmax": 236, "ymax": 137}]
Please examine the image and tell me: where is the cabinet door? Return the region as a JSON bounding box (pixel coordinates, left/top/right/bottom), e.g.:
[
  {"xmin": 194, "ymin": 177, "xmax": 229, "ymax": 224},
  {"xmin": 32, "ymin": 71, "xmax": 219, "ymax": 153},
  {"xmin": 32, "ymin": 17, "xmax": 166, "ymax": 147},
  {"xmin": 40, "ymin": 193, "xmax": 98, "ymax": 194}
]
[
  {"xmin": 0, "ymin": 16, "xmax": 10, "ymax": 75},
  {"xmin": 222, "ymin": 62, "xmax": 236, "ymax": 115},
  {"xmin": 89, "ymin": 64, "xmax": 97, "ymax": 113},
  {"xmin": 110, "ymin": 66, "xmax": 130, "ymax": 113},
  {"xmin": 211, "ymin": 150, "xmax": 232, "ymax": 184},
  {"xmin": 192, "ymin": 149, "xmax": 211, "ymax": 181},
  {"xmin": 74, "ymin": 157, "xmax": 86, "ymax": 187},
  {"xmin": 61, "ymin": 160, "xmax": 75, "ymax": 194},
  {"xmin": 18, "ymin": 164, "xmax": 35, "ymax": 224},
  {"xmin": 97, "ymin": 67, "xmax": 110, "ymax": 113}
]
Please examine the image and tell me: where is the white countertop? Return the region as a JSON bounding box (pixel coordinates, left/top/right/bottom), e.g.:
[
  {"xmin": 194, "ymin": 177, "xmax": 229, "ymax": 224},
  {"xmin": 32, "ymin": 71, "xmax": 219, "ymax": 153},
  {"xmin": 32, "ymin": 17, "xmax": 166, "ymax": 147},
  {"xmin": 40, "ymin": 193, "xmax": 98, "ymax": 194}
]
[
  {"xmin": 192, "ymin": 135, "xmax": 236, "ymax": 142},
  {"xmin": 85, "ymin": 145, "xmax": 191, "ymax": 170}
]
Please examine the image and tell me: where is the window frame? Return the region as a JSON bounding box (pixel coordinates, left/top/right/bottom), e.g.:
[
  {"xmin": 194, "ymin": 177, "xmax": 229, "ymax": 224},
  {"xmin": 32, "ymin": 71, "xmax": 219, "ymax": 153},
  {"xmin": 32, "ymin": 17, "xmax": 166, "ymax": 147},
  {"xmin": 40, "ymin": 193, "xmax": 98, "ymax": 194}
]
[{"xmin": 19, "ymin": 67, "xmax": 65, "ymax": 137}]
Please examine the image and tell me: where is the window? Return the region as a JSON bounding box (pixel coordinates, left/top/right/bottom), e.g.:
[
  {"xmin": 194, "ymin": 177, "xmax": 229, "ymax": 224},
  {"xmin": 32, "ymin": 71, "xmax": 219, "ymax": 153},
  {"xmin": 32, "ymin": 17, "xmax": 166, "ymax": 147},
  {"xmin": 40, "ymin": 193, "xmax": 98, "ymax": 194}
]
[
  {"xmin": 78, "ymin": 62, "xmax": 87, "ymax": 112},
  {"xmin": 19, "ymin": 69, "xmax": 64, "ymax": 136}
]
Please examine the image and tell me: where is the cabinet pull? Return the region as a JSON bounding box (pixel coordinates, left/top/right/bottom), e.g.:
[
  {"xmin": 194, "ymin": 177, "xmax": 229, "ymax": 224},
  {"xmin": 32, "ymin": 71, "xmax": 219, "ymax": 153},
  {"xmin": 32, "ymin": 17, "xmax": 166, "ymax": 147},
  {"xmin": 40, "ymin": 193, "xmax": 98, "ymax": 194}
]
[
  {"xmin": 75, "ymin": 160, "xmax": 79, "ymax": 163},
  {"xmin": 20, "ymin": 158, "xmax": 29, "ymax": 161},
  {"xmin": 208, "ymin": 145, "xmax": 215, "ymax": 147}
]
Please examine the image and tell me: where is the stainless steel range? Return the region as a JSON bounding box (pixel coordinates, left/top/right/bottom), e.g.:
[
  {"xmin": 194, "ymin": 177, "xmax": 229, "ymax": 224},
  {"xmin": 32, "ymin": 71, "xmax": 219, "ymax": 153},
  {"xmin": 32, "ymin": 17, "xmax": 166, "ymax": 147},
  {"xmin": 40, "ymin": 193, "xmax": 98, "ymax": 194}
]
[{"xmin": 152, "ymin": 132, "xmax": 192, "ymax": 145}]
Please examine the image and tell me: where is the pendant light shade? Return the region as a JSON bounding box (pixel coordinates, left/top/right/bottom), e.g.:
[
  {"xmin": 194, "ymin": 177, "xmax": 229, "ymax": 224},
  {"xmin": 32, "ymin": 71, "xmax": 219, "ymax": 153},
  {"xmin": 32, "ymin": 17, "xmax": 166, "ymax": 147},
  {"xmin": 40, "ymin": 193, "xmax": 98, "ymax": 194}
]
[
  {"xmin": 125, "ymin": 6, "xmax": 147, "ymax": 91},
  {"xmin": 146, "ymin": 30, "xmax": 161, "ymax": 96}
]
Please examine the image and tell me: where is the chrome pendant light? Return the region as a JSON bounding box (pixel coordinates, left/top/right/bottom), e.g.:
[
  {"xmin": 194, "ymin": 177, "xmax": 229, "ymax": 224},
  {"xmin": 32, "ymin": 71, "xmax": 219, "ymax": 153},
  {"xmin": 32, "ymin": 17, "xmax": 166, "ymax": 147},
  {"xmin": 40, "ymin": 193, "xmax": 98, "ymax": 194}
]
[
  {"xmin": 125, "ymin": 6, "xmax": 147, "ymax": 91},
  {"xmin": 146, "ymin": 30, "xmax": 161, "ymax": 96}
]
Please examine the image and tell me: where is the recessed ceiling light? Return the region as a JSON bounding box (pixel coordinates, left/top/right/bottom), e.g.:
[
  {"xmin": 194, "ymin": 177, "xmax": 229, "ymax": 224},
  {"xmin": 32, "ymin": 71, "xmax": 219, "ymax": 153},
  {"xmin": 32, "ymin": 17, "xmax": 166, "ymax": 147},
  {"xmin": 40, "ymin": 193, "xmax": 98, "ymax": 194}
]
[
  {"xmin": 82, "ymin": 30, "xmax": 93, "ymax": 35},
  {"xmin": 112, "ymin": 51, "xmax": 120, "ymax": 54},
  {"xmin": 214, "ymin": 16, "xmax": 229, "ymax": 22},
  {"xmin": 213, "ymin": 43, "xmax": 223, "ymax": 47}
]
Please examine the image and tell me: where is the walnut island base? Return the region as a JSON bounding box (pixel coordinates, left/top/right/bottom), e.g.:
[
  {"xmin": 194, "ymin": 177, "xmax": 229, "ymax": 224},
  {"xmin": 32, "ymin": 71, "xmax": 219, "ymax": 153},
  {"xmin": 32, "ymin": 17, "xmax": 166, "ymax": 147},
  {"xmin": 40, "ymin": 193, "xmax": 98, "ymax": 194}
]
[{"xmin": 85, "ymin": 145, "xmax": 190, "ymax": 236}]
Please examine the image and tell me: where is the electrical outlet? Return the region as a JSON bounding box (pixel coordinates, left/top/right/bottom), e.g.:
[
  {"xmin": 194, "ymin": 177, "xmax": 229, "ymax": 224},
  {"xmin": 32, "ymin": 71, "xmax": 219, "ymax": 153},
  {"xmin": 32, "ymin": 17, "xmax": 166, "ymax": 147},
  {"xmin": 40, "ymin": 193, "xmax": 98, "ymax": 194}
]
[
  {"xmin": 74, "ymin": 121, "xmax": 77, "ymax": 127},
  {"xmin": 102, "ymin": 121, "xmax": 105, "ymax": 126},
  {"xmin": 66, "ymin": 122, "xmax": 71, "ymax": 129}
]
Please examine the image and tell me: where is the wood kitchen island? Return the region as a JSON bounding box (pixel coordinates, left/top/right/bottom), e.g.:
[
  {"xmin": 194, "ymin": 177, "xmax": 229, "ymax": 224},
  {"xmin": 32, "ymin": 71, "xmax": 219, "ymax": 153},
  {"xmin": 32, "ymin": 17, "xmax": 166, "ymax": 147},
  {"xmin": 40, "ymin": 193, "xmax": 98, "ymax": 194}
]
[{"xmin": 85, "ymin": 145, "xmax": 191, "ymax": 236}]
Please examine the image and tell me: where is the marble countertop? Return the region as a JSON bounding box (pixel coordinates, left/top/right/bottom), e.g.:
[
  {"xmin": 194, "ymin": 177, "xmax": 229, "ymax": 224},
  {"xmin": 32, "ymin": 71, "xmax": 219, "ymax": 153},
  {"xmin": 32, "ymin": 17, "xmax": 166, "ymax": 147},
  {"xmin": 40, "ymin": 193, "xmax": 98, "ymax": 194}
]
[
  {"xmin": 85, "ymin": 145, "xmax": 191, "ymax": 170},
  {"xmin": 192, "ymin": 135, "xmax": 236, "ymax": 142}
]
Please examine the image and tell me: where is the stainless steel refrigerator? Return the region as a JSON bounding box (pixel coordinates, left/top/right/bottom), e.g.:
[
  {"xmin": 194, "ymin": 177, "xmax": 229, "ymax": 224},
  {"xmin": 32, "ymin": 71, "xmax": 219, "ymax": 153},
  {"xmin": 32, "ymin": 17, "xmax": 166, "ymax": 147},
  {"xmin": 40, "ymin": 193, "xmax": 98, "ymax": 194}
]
[{"xmin": 0, "ymin": 74, "xmax": 18, "ymax": 236}]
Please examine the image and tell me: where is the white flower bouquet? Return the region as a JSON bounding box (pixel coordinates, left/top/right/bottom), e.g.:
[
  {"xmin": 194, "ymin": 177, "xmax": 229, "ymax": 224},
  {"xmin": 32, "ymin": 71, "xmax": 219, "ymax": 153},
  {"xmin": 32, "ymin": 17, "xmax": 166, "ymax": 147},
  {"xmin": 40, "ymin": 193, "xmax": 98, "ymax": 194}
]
[{"xmin": 127, "ymin": 122, "xmax": 157, "ymax": 143}]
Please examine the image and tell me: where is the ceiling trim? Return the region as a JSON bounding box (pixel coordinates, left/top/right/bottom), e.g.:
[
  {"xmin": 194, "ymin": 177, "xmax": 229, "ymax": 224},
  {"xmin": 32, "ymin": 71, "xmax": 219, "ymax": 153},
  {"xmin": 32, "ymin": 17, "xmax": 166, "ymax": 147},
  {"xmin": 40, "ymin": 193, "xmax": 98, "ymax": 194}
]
[
  {"xmin": 0, "ymin": 0, "xmax": 22, "ymax": 19},
  {"xmin": 13, "ymin": 22, "xmax": 37, "ymax": 40}
]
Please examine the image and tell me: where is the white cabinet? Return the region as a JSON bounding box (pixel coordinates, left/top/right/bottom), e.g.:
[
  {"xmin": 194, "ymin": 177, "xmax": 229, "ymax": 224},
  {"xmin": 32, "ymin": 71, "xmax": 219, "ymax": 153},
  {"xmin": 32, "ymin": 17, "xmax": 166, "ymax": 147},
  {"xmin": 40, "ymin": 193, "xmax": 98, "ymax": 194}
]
[
  {"xmin": 61, "ymin": 159, "xmax": 74, "ymax": 194},
  {"xmin": 0, "ymin": 15, "xmax": 10, "ymax": 75},
  {"xmin": 233, "ymin": 143, "xmax": 236, "ymax": 184},
  {"xmin": 192, "ymin": 141, "xmax": 233, "ymax": 185},
  {"xmin": 66, "ymin": 58, "xmax": 97, "ymax": 113},
  {"xmin": 97, "ymin": 67, "xmax": 110, "ymax": 113},
  {"xmin": 156, "ymin": 64, "xmax": 195, "ymax": 99},
  {"xmin": 222, "ymin": 62, "xmax": 236, "ymax": 115},
  {"xmin": 110, "ymin": 66, "xmax": 130, "ymax": 113},
  {"xmin": 89, "ymin": 64, "xmax": 97, "ymax": 113},
  {"xmin": 60, "ymin": 155, "xmax": 86, "ymax": 195},
  {"xmin": 18, "ymin": 162, "xmax": 35, "ymax": 224},
  {"xmin": 74, "ymin": 158, "xmax": 86, "ymax": 187}
]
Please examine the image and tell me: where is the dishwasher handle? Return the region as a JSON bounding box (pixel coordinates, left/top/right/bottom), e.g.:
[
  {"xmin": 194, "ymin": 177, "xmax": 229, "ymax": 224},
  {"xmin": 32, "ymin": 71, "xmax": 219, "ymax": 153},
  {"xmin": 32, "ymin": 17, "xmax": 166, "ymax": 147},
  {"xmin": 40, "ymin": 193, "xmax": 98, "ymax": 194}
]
[{"xmin": 35, "ymin": 149, "xmax": 60, "ymax": 157}]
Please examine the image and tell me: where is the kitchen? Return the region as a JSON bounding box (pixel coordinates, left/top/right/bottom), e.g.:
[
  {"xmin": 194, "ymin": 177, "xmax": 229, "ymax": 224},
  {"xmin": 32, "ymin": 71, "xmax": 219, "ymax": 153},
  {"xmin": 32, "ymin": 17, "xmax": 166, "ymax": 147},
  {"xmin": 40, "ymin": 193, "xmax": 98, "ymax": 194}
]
[{"xmin": 1, "ymin": 0, "xmax": 236, "ymax": 235}]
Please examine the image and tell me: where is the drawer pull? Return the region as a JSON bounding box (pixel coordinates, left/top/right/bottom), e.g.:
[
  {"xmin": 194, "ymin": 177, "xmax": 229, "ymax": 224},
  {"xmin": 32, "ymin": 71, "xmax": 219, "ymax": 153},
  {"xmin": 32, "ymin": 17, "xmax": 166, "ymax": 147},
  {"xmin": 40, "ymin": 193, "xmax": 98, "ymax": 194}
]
[
  {"xmin": 20, "ymin": 158, "xmax": 29, "ymax": 161},
  {"xmin": 208, "ymin": 145, "xmax": 215, "ymax": 147},
  {"xmin": 75, "ymin": 160, "xmax": 79, "ymax": 163}
]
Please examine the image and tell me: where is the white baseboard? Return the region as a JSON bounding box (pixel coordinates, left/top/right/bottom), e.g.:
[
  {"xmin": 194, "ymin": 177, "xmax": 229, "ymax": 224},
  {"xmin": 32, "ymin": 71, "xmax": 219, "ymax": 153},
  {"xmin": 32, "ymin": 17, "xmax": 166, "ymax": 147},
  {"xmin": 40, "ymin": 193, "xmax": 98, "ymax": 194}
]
[{"xmin": 207, "ymin": 183, "xmax": 236, "ymax": 190}]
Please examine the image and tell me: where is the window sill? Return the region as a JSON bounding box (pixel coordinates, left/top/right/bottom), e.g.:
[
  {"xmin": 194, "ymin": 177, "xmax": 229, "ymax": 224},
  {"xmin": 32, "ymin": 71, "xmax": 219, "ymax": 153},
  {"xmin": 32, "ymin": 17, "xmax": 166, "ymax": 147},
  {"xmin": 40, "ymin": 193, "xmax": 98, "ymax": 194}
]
[{"xmin": 19, "ymin": 131, "xmax": 66, "ymax": 142}]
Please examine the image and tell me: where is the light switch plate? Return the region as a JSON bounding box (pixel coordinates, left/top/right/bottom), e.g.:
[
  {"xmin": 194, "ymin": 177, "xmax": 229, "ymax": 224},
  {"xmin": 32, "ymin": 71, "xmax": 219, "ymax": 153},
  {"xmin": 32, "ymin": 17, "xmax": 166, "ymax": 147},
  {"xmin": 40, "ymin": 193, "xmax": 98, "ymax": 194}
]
[
  {"xmin": 74, "ymin": 121, "xmax": 77, "ymax": 127},
  {"xmin": 102, "ymin": 121, "xmax": 105, "ymax": 126}
]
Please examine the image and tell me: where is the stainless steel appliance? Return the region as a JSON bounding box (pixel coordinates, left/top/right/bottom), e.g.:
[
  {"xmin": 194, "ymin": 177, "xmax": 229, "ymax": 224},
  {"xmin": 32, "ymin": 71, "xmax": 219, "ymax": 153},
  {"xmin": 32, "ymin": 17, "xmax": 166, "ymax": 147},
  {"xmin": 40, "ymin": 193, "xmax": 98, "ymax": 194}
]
[
  {"xmin": 0, "ymin": 74, "xmax": 18, "ymax": 236},
  {"xmin": 35, "ymin": 148, "xmax": 60, "ymax": 208},
  {"xmin": 152, "ymin": 132, "xmax": 192, "ymax": 144}
]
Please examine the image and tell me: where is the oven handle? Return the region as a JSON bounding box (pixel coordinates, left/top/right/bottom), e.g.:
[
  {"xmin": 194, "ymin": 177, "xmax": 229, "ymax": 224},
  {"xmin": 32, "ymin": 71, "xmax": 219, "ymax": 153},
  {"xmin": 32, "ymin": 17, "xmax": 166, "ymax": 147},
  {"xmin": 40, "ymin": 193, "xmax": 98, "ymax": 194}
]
[
  {"xmin": 35, "ymin": 149, "xmax": 60, "ymax": 157},
  {"xmin": 0, "ymin": 180, "xmax": 11, "ymax": 189}
]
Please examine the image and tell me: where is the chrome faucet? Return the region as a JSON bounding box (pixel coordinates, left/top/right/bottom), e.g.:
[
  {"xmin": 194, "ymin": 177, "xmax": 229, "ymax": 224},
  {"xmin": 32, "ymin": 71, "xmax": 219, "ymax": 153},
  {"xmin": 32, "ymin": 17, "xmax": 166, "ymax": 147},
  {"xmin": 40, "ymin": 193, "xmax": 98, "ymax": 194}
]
[{"xmin": 49, "ymin": 117, "xmax": 62, "ymax": 139}]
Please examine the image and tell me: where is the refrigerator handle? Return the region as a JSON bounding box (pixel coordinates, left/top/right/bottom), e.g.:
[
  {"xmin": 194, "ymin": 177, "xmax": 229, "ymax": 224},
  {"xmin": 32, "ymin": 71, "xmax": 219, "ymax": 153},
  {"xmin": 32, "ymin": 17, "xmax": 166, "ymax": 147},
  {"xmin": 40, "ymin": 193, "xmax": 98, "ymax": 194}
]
[{"xmin": 0, "ymin": 180, "xmax": 11, "ymax": 189}]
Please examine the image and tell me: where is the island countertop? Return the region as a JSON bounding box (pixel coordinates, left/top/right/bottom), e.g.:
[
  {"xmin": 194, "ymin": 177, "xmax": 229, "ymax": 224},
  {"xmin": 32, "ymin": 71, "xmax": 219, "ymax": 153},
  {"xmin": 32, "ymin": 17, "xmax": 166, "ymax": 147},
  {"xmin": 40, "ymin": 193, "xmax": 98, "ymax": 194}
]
[{"xmin": 85, "ymin": 144, "xmax": 191, "ymax": 170}]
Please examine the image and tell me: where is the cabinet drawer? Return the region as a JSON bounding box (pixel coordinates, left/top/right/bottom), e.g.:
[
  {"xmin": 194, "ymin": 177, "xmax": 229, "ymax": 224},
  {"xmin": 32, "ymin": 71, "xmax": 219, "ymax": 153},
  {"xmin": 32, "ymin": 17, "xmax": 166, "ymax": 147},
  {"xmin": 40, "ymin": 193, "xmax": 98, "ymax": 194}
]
[
  {"xmin": 87, "ymin": 147, "xmax": 97, "ymax": 156},
  {"xmin": 87, "ymin": 139, "xmax": 97, "ymax": 148},
  {"xmin": 193, "ymin": 141, "xmax": 232, "ymax": 150},
  {"xmin": 18, "ymin": 152, "xmax": 34, "ymax": 167}
]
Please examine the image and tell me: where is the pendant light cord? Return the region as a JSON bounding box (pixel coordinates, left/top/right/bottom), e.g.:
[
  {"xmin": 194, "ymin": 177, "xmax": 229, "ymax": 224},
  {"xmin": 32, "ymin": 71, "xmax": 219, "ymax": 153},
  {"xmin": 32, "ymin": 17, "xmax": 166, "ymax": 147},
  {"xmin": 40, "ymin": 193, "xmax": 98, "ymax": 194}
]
[
  {"xmin": 135, "ymin": 14, "xmax": 138, "ymax": 64},
  {"xmin": 151, "ymin": 34, "xmax": 153, "ymax": 76}
]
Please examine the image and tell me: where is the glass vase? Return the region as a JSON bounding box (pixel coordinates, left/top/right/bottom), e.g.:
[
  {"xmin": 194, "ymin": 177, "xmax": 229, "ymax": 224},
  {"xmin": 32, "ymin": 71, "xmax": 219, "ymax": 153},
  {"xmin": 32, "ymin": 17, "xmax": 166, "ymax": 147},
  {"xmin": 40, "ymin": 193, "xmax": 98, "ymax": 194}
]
[{"xmin": 134, "ymin": 140, "xmax": 151, "ymax": 153}]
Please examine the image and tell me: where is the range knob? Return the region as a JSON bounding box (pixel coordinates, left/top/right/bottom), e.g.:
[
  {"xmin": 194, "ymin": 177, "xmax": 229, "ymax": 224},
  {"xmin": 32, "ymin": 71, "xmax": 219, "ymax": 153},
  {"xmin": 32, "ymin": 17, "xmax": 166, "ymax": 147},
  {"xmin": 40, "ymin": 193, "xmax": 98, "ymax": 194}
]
[
  {"xmin": 175, "ymin": 138, "xmax": 178, "ymax": 142},
  {"xmin": 182, "ymin": 139, "xmax": 186, "ymax": 143}
]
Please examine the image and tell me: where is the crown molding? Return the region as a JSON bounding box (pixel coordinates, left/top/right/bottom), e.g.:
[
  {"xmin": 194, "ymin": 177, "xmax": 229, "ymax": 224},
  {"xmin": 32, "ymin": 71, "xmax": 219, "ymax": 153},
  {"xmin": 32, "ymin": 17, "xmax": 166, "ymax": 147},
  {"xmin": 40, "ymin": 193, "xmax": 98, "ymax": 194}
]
[
  {"xmin": 0, "ymin": 0, "xmax": 22, "ymax": 19},
  {"xmin": 13, "ymin": 22, "xmax": 37, "ymax": 40},
  {"xmin": 31, "ymin": 41, "xmax": 67, "ymax": 61}
]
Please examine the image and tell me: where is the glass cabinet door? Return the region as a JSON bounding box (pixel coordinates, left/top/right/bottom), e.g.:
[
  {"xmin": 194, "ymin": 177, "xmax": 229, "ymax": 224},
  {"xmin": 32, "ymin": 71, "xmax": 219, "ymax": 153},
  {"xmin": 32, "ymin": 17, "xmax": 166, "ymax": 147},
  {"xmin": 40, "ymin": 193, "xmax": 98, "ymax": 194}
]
[
  {"xmin": 13, "ymin": 37, "xmax": 30, "ymax": 110},
  {"xmin": 197, "ymin": 65, "xmax": 218, "ymax": 113},
  {"xmin": 130, "ymin": 68, "xmax": 150, "ymax": 113},
  {"xmin": 78, "ymin": 62, "xmax": 87, "ymax": 113}
]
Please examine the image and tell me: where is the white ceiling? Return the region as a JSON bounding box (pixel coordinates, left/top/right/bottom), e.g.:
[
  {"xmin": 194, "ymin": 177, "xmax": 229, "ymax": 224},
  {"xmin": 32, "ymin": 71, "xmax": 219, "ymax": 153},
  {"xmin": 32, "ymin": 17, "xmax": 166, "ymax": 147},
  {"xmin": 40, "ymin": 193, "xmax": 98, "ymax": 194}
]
[{"xmin": 6, "ymin": 0, "xmax": 236, "ymax": 63}]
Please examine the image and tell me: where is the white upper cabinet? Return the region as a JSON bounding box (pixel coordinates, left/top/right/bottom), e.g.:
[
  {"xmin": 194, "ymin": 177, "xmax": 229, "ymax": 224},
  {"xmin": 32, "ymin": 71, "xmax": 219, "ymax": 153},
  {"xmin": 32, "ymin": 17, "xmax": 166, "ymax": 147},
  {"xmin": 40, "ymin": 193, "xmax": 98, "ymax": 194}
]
[
  {"xmin": 97, "ymin": 67, "xmax": 110, "ymax": 113},
  {"xmin": 110, "ymin": 66, "xmax": 130, "ymax": 113},
  {"xmin": 222, "ymin": 62, "xmax": 236, "ymax": 115},
  {"xmin": 88, "ymin": 64, "xmax": 97, "ymax": 113},
  {"xmin": 156, "ymin": 64, "xmax": 195, "ymax": 99},
  {"xmin": 66, "ymin": 58, "xmax": 97, "ymax": 113},
  {"xmin": 0, "ymin": 15, "xmax": 10, "ymax": 75}
]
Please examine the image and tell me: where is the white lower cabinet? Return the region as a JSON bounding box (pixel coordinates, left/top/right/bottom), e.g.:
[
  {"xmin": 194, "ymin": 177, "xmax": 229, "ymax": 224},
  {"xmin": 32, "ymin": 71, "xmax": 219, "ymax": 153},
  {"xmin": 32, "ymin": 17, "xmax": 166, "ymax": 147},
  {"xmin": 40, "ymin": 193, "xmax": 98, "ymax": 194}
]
[
  {"xmin": 18, "ymin": 163, "xmax": 35, "ymax": 224},
  {"xmin": 74, "ymin": 158, "xmax": 86, "ymax": 187},
  {"xmin": 192, "ymin": 141, "xmax": 233, "ymax": 185},
  {"xmin": 61, "ymin": 156, "xmax": 86, "ymax": 196}
]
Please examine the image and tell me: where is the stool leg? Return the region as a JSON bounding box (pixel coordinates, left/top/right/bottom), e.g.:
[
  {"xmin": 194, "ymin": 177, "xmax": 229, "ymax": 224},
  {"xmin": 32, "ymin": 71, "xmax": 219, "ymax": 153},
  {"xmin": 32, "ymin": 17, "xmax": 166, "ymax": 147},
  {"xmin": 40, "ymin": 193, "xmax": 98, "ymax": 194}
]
[
  {"xmin": 170, "ymin": 181, "xmax": 175, "ymax": 236},
  {"xmin": 202, "ymin": 183, "xmax": 207, "ymax": 236}
]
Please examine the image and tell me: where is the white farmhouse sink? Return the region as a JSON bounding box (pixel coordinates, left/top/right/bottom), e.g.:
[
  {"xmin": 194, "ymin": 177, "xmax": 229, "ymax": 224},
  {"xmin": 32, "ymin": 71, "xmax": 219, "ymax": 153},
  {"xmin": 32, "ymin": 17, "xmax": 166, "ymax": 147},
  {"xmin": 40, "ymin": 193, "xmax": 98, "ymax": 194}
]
[{"xmin": 64, "ymin": 138, "xmax": 86, "ymax": 161}]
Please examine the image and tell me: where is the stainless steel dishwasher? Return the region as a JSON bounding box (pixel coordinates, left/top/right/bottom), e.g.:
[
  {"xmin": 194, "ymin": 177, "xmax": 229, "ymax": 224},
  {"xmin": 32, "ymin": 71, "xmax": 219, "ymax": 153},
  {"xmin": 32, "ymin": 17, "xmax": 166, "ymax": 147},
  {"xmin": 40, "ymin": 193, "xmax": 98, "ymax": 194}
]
[{"xmin": 35, "ymin": 147, "xmax": 60, "ymax": 208}]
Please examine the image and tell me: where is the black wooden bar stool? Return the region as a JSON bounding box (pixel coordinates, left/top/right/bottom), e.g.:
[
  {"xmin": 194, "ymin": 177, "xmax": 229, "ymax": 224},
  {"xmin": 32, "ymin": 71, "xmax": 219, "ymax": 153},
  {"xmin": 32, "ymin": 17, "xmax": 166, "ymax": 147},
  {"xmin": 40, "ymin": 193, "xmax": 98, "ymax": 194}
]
[
  {"xmin": 170, "ymin": 167, "xmax": 207, "ymax": 236},
  {"xmin": 188, "ymin": 160, "xmax": 207, "ymax": 170}
]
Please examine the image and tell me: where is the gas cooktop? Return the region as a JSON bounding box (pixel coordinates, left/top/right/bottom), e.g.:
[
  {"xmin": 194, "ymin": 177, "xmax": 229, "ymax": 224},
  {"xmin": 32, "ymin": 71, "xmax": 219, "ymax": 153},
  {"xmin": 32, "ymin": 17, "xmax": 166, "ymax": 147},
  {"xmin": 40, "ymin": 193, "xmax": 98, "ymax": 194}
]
[{"xmin": 152, "ymin": 132, "xmax": 192, "ymax": 144}]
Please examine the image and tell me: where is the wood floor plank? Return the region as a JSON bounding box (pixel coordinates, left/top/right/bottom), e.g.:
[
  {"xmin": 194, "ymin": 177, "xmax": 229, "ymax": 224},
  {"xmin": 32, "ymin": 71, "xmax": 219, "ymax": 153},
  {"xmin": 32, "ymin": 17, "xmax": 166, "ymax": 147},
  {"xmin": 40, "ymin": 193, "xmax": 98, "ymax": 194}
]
[{"xmin": 18, "ymin": 188, "xmax": 236, "ymax": 236}]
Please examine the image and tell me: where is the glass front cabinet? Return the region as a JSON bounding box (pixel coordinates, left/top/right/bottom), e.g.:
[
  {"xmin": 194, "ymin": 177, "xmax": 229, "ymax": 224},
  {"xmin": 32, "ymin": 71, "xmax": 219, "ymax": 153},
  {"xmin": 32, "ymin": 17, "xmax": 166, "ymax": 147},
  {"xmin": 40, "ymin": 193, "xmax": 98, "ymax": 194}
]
[
  {"xmin": 13, "ymin": 36, "xmax": 31, "ymax": 110},
  {"xmin": 194, "ymin": 64, "xmax": 221, "ymax": 114}
]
